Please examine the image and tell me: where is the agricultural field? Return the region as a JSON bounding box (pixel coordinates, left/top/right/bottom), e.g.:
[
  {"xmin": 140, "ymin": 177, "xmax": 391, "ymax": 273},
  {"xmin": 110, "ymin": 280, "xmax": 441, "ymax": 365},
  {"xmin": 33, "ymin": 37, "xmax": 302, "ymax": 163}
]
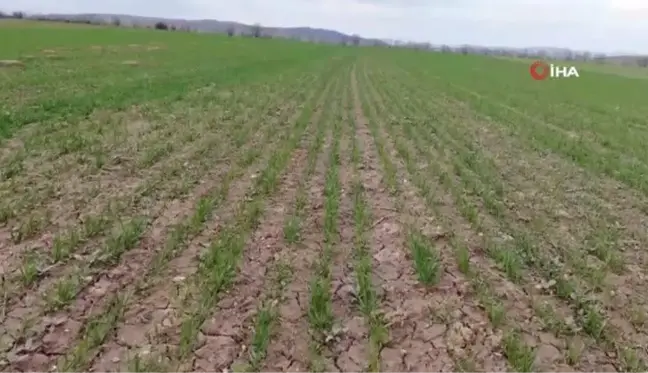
[{"xmin": 1, "ymin": 20, "xmax": 648, "ymax": 372}]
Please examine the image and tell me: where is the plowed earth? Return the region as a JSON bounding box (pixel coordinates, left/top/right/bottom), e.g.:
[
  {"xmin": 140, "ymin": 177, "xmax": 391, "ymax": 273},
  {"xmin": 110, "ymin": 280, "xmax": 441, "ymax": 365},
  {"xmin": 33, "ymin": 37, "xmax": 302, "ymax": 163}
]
[{"xmin": 2, "ymin": 31, "xmax": 648, "ymax": 373}]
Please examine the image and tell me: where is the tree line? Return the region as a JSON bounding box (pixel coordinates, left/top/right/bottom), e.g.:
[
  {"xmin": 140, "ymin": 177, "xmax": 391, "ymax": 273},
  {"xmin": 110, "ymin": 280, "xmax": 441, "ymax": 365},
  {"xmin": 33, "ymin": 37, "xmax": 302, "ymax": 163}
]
[{"xmin": 3, "ymin": 9, "xmax": 647, "ymax": 67}]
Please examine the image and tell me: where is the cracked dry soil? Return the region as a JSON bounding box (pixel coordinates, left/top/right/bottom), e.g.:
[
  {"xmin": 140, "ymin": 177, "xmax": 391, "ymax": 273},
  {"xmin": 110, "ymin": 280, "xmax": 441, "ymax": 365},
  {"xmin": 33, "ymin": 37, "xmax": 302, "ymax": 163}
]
[
  {"xmin": 349, "ymin": 69, "xmax": 507, "ymax": 372},
  {"xmin": 5, "ymin": 52, "xmax": 647, "ymax": 373}
]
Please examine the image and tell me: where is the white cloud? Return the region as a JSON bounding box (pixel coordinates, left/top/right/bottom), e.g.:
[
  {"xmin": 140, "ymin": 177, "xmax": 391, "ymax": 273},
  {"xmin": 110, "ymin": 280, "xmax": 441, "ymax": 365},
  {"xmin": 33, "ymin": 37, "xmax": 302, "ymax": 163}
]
[
  {"xmin": 606, "ymin": 0, "xmax": 648, "ymax": 22},
  {"xmin": 2, "ymin": 0, "xmax": 646, "ymax": 54},
  {"xmin": 608, "ymin": 0, "xmax": 646, "ymax": 10}
]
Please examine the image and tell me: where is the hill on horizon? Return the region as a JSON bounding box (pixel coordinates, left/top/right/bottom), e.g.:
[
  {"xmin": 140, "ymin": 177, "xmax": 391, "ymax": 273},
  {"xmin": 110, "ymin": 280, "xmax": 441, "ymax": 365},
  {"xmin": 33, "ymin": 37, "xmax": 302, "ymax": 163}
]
[
  {"xmin": 12, "ymin": 11, "xmax": 648, "ymax": 59},
  {"xmin": 27, "ymin": 12, "xmax": 390, "ymax": 46}
]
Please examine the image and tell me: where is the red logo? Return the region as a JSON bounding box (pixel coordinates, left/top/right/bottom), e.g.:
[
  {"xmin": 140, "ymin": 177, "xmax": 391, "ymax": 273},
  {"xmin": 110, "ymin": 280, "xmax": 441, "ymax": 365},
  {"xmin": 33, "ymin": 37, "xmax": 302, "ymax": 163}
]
[{"xmin": 529, "ymin": 60, "xmax": 550, "ymax": 80}]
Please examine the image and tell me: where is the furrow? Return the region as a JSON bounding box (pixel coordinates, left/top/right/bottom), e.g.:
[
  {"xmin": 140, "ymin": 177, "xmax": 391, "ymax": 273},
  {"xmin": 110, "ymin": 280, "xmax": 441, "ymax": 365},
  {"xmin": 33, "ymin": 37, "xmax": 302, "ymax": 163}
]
[
  {"xmin": 352, "ymin": 63, "xmax": 510, "ymax": 371},
  {"xmin": 325, "ymin": 65, "xmax": 372, "ymax": 373},
  {"xmin": 261, "ymin": 81, "xmax": 338, "ymax": 373},
  {"xmin": 381, "ymin": 62, "xmax": 647, "ymax": 370},
  {"xmin": 365, "ymin": 60, "xmax": 614, "ymax": 371},
  {"xmin": 187, "ymin": 67, "xmax": 340, "ymax": 373},
  {"xmin": 3, "ymin": 64, "xmax": 339, "ymax": 372},
  {"xmin": 0, "ymin": 67, "xmax": 321, "ymax": 308},
  {"xmin": 94, "ymin": 61, "xmax": 348, "ymax": 373}
]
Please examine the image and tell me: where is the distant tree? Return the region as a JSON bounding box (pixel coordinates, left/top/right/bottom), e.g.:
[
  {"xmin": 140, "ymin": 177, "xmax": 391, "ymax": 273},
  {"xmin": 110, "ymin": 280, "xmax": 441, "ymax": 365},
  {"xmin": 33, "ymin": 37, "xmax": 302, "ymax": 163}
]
[
  {"xmin": 170, "ymin": 24, "xmax": 176, "ymax": 31},
  {"xmin": 441, "ymin": 45, "xmax": 451, "ymax": 53},
  {"xmin": 12, "ymin": 11, "xmax": 24, "ymax": 19},
  {"xmin": 351, "ymin": 34, "xmax": 360, "ymax": 46},
  {"xmin": 226, "ymin": 25, "xmax": 235, "ymax": 37},
  {"xmin": 638, "ymin": 57, "xmax": 648, "ymax": 68},
  {"xmin": 154, "ymin": 21, "xmax": 168, "ymax": 30},
  {"xmin": 251, "ymin": 23, "xmax": 262, "ymax": 38},
  {"xmin": 111, "ymin": 17, "xmax": 121, "ymax": 26},
  {"xmin": 0, "ymin": 11, "xmax": 6, "ymax": 18},
  {"xmin": 593, "ymin": 53, "xmax": 606, "ymax": 64}
]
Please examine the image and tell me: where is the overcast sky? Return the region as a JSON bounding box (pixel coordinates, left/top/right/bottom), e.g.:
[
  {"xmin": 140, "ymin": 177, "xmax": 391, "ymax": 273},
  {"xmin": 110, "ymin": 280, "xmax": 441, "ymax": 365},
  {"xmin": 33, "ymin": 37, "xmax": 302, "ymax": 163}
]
[{"xmin": 4, "ymin": 0, "xmax": 648, "ymax": 54}]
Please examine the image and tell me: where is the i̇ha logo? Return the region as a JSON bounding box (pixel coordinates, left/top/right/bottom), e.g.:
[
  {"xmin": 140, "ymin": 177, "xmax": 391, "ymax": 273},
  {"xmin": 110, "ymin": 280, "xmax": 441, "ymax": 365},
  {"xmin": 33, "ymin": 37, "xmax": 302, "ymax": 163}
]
[{"xmin": 529, "ymin": 60, "xmax": 580, "ymax": 80}]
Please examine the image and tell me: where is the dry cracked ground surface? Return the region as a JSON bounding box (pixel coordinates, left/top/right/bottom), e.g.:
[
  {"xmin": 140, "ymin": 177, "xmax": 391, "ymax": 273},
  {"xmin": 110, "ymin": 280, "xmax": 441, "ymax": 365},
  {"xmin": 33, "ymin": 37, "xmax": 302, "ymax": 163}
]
[{"xmin": 1, "ymin": 44, "xmax": 648, "ymax": 373}]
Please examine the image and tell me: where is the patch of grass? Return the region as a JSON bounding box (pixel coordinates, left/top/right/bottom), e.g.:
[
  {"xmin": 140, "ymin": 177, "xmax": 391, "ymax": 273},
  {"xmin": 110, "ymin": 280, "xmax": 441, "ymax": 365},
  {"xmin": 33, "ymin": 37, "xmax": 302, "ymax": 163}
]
[
  {"xmin": 129, "ymin": 353, "xmax": 171, "ymax": 373},
  {"xmin": 308, "ymin": 276, "xmax": 334, "ymax": 332},
  {"xmin": 485, "ymin": 298, "xmax": 506, "ymax": 328},
  {"xmin": 577, "ymin": 300, "xmax": 607, "ymax": 341},
  {"xmin": 619, "ymin": 346, "xmax": 647, "ymax": 372},
  {"xmin": 283, "ymin": 215, "xmax": 301, "ymax": 244},
  {"xmin": 246, "ymin": 262, "xmax": 292, "ymax": 371},
  {"xmin": 46, "ymin": 274, "xmax": 80, "ymax": 310},
  {"xmin": 455, "ymin": 357, "xmax": 477, "ymax": 372},
  {"xmin": 308, "ymin": 142, "xmax": 339, "ymax": 336},
  {"xmin": 566, "ymin": 338, "xmax": 584, "ymax": 365},
  {"xmin": 11, "ymin": 213, "xmax": 48, "ymax": 243},
  {"xmin": 585, "ymin": 226, "xmax": 625, "ymax": 274},
  {"xmin": 487, "ymin": 241, "xmax": 523, "ymax": 283},
  {"xmin": 455, "ymin": 241, "xmax": 471, "ymax": 274},
  {"xmin": 19, "ymin": 252, "xmax": 41, "ymax": 286},
  {"xmin": 60, "ymin": 293, "xmax": 129, "ymax": 371},
  {"xmin": 350, "ymin": 137, "xmax": 387, "ymax": 371},
  {"xmin": 407, "ymin": 231, "xmax": 441, "ymax": 286},
  {"xmin": 188, "ymin": 197, "xmax": 213, "ymax": 233},
  {"xmin": 51, "ymin": 229, "xmax": 81, "ymax": 262},
  {"xmin": 96, "ymin": 218, "xmax": 146, "ymax": 266},
  {"xmin": 503, "ymin": 329, "xmax": 536, "ymax": 372},
  {"xmin": 82, "ymin": 215, "xmax": 108, "ymax": 239}
]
